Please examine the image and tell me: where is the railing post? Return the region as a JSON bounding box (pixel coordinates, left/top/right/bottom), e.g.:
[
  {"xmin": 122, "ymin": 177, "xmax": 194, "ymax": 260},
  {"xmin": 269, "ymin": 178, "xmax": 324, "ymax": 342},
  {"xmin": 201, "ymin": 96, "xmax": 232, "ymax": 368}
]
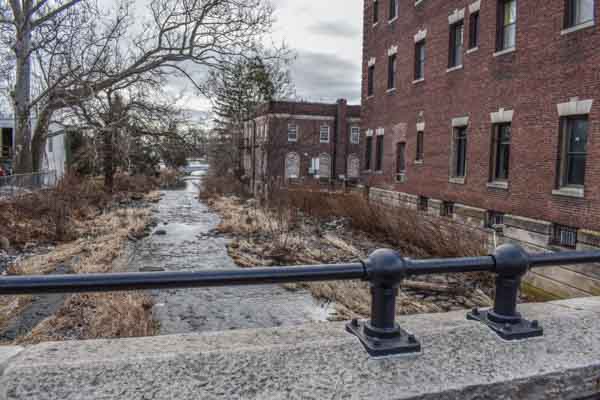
[
  {"xmin": 346, "ymin": 249, "xmax": 421, "ymax": 357},
  {"xmin": 468, "ymin": 243, "xmax": 544, "ymax": 340}
]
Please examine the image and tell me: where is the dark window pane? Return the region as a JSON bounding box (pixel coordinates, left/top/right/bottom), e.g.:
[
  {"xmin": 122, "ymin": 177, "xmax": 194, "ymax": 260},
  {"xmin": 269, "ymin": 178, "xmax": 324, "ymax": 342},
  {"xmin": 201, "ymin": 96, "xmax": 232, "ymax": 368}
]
[
  {"xmin": 388, "ymin": 54, "xmax": 396, "ymax": 89},
  {"xmin": 396, "ymin": 143, "xmax": 406, "ymax": 173},
  {"xmin": 368, "ymin": 66, "xmax": 374, "ymax": 96},
  {"xmin": 454, "ymin": 127, "xmax": 467, "ymax": 177},
  {"xmin": 376, "ymin": 135, "xmax": 384, "ymax": 171},
  {"xmin": 567, "ymin": 155, "xmax": 586, "ymax": 185},
  {"xmin": 569, "ymin": 119, "xmax": 588, "ymax": 153},
  {"xmin": 450, "ymin": 22, "xmax": 464, "ymax": 67},
  {"xmin": 373, "ymin": 0, "xmax": 379, "ymax": 23},
  {"xmin": 469, "ymin": 12, "xmax": 479, "ymax": 48},
  {"xmin": 389, "ymin": 0, "xmax": 397, "ymax": 20},
  {"xmin": 365, "ymin": 137, "xmax": 373, "ymax": 169},
  {"xmin": 416, "ymin": 131, "xmax": 424, "ymax": 160}
]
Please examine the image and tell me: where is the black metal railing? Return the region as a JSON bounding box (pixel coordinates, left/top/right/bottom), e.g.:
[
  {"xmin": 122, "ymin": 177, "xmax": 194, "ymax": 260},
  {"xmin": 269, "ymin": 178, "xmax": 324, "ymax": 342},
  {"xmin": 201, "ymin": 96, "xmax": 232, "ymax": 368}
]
[{"xmin": 1, "ymin": 243, "xmax": 599, "ymax": 357}]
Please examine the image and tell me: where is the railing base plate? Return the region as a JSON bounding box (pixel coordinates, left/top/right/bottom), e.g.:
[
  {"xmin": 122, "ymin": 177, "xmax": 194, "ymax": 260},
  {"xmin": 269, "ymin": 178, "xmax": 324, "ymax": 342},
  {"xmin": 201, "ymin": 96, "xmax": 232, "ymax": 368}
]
[
  {"xmin": 346, "ymin": 320, "xmax": 421, "ymax": 357},
  {"xmin": 467, "ymin": 309, "xmax": 543, "ymax": 340}
]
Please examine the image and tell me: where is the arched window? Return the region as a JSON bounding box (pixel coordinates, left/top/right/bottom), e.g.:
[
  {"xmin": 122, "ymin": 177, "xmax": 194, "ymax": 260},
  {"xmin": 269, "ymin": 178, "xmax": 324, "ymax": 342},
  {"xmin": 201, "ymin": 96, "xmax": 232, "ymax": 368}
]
[
  {"xmin": 347, "ymin": 154, "xmax": 360, "ymax": 178},
  {"xmin": 285, "ymin": 152, "xmax": 300, "ymax": 179},
  {"xmin": 318, "ymin": 153, "xmax": 331, "ymax": 178}
]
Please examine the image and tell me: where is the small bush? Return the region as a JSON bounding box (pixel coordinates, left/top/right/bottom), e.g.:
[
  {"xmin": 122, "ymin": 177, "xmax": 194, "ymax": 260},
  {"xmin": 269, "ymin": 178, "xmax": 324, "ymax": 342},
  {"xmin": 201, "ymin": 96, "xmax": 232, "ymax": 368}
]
[{"xmin": 199, "ymin": 173, "xmax": 247, "ymax": 200}]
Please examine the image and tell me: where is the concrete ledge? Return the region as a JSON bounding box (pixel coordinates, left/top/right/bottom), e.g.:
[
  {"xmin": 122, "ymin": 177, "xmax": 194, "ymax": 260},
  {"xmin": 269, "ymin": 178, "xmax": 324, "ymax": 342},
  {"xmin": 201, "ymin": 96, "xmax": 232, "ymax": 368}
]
[
  {"xmin": 0, "ymin": 347, "xmax": 22, "ymax": 375},
  {"xmin": 3, "ymin": 298, "xmax": 600, "ymax": 399}
]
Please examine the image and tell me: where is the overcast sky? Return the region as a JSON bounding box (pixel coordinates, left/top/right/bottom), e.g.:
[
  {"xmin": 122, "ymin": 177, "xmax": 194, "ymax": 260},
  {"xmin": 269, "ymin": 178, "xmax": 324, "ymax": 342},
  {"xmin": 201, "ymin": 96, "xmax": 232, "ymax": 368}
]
[
  {"xmin": 179, "ymin": 0, "xmax": 364, "ymax": 118},
  {"xmin": 271, "ymin": 0, "xmax": 363, "ymax": 105}
]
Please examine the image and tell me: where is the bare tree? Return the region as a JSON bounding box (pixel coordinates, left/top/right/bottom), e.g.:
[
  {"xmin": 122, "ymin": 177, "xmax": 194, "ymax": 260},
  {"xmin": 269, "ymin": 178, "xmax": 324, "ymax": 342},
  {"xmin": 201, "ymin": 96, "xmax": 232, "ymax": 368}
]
[{"xmin": 1, "ymin": 0, "xmax": 274, "ymax": 172}]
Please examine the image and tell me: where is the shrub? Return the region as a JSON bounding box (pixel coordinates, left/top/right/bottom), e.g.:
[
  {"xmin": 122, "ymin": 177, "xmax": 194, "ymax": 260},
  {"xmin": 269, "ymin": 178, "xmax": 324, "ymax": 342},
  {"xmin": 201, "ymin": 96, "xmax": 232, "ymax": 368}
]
[{"xmin": 270, "ymin": 188, "xmax": 487, "ymax": 258}]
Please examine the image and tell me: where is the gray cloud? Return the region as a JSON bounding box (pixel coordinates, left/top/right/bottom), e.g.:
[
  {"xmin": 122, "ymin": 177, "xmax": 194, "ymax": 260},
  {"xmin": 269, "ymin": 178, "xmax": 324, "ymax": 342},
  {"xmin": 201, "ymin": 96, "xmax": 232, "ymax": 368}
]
[
  {"xmin": 291, "ymin": 50, "xmax": 361, "ymax": 104},
  {"xmin": 307, "ymin": 20, "xmax": 360, "ymax": 38}
]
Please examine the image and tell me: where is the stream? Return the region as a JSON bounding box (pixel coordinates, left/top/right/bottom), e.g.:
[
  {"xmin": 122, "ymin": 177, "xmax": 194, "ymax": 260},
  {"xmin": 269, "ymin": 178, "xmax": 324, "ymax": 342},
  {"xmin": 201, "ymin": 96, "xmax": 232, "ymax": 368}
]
[{"xmin": 128, "ymin": 176, "xmax": 332, "ymax": 334}]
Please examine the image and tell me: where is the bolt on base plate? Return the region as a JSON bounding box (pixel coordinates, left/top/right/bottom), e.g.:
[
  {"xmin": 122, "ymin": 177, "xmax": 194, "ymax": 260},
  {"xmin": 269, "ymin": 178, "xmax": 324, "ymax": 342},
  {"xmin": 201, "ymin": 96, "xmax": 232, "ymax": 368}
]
[
  {"xmin": 467, "ymin": 309, "xmax": 543, "ymax": 341},
  {"xmin": 346, "ymin": 319, "xmax": 421, "ymax": 357}
]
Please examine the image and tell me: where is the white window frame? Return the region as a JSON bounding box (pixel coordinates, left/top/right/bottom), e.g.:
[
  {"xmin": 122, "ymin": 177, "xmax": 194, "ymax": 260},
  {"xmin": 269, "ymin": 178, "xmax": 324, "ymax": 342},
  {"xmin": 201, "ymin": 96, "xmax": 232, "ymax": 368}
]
[
  {"xmin": 320, "ymin": 125, "xmax": 330, "ymax": 143},
  {"xmin": 350, "ymin": 126, "xmax": 360, "ymax": 144},
  {"xmin": 287, "ymin": 124, "xmax": 298, "ymax": 142}
]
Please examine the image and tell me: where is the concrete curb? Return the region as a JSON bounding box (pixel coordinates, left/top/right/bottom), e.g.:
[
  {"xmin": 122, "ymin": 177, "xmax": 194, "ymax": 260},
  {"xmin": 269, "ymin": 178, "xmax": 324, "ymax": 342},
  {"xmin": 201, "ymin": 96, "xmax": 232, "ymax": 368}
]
[{"xmin": 2, "ymin": 298, "xmax": 600, "ymax": 399}]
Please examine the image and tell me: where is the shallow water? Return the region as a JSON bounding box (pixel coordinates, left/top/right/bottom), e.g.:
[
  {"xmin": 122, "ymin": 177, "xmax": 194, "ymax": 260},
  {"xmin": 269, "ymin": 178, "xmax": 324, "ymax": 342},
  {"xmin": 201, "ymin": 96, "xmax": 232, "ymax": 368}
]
[{"xmin": 127, "ymin": 177, "xmax": 332, "ymax": 334}]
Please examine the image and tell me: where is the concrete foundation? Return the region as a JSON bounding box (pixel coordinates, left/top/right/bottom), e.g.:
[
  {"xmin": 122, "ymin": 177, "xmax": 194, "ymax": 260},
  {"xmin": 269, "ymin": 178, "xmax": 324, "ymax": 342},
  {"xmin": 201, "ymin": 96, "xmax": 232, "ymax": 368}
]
[{"xmin": 2, "ymin": 297, "xmax": 600, "ymax": 399}]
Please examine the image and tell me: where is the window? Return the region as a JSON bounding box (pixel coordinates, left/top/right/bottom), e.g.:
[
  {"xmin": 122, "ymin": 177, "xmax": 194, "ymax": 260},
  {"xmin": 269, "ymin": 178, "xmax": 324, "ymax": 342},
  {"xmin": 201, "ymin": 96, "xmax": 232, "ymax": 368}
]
[
  {"xmin": 365, "ymin": 136, "xmax": 373, "ymax": 170},
  {"xmin": 553, "ymin": 224, "xmax": 578, "ymax": 248},
  {"xmin": 414, "ymin": 40, "xmax": 426, "ymax": 80},
  {"xmin": 487, "ymin": 211, "xmax": 505, "ymax": 228},
  {"xmin": 491, "ymin": 123, "xmax": 511, "ymax": 181},
  {"xmin": 319, "ymin": 153, "xmax": 332, "ymax": 178},
  {"xmin": 373, "ymin": 0, "xmax": 379, "ymax": 24},
  {"xmin": 47, "ymin": 136, "xmax": 53, "ymax": 153},
  {"xmin": 347, "ymin": 154, "xmax": 360, "ymax": 178},
  {"xmin": 558, "ymin": 116, "xmax": 588, "ymax": 187},
  {"xmin": 469, "ymin": 11, "xmax": 480, "ymax": 49},
  {"xmin": 288, "ymin": 124, "xmax": 298, "ymax": 142},
  {"xmin": 396, "ymin": 142, "xmax": 406, "ymax": 175},
  {"xmin": 375, "ymin": 134, "xmax": 384, "ymax": 171},
  {"xmin": 310, "ymin": 157, "xmax": 320, "ymax": 175},
  {"xmin": 387, "ymin": 54, "xmax": 396, "ymax": 90},
  {"xmin": 441, "ymin": 201, "xmax": 455, "ymax": 217},
  {"xmin": 350, "ymin": 127, "xmax": 360, "ymax": 144},
  {"xmin": 416, "ymin": 131, "xmax": 424, "ymax": 161},
  {"xmin": 452, "ymin": 126, "xmax": 468, "ymax": 178},
  {"xmin": 285, "ymin": 152, "xmax": 300, "ymax": 179},
  {"xmin": 565, "ymin": 0, "xmax": 594, "ymax": 28},
  {"xmin": 497, "ymin": 0, "xmax": 517, "ymax": 51},
  {"xmin": 449, "ymin": 20, "xmax": 464, "ymax": 68},
  {"xmin": 418, "ymin": 196, "xmax": 429, "ymax": 212},
  {"xmin": 368, "ymin": 65, "xmax": 375, "ymax": 96},
  {"xmin": 389, "ymin": 0, "xmax": 398, "ymax": 20},
  {"xmin": 320, "ymin": 125, "xmax": 330, "ymax": 143}
]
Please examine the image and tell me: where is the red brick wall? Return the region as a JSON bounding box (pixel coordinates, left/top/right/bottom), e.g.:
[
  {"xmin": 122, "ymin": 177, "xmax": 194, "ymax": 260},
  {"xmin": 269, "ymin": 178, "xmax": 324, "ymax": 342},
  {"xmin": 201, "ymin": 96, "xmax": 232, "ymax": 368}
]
[
  {"xmin": 247, "ymin": 101, "xmax": 362, "ymax": 186},
  {"xmin": 361, "ymin": 0, "xmax": 600, "ymax": 231}
]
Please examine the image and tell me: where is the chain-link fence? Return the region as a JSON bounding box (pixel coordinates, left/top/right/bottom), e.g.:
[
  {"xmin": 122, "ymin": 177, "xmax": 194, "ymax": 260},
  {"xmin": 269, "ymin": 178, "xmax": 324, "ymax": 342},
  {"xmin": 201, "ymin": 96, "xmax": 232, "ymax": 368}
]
[{"xmin": 0, "ymin": 170, "xmax": 58, "ymax": 198}]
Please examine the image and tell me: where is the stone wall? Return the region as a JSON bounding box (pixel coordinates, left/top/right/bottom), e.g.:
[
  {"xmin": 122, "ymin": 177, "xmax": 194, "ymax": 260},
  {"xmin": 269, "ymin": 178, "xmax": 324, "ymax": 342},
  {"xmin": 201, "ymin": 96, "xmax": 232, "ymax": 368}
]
[{"xmin": 2, "ymin": 297, "xmax": 600, "ymax": 399}]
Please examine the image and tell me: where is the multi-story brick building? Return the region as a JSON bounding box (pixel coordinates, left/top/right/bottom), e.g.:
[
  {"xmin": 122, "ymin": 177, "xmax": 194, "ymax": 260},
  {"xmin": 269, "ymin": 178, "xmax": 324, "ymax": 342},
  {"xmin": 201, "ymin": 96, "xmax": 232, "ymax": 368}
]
[
  {"xmin": 361, "ymin": 0, "xmax": 600, "ymax": 296},
  {"xmin": 242, "ymin": 99, "xmax": 361, "ymax": 195}
]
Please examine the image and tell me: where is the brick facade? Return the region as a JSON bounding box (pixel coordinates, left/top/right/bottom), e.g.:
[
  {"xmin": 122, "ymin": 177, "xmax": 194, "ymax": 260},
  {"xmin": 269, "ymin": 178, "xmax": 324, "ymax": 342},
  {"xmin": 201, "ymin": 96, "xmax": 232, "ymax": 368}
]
[
  {"xmin": 361, "ymin": 0, "xmax": 600, "ymax": 238},
  {"xmin": 243, "ymin": 100, "xmax": 361, "ymax": 195}
]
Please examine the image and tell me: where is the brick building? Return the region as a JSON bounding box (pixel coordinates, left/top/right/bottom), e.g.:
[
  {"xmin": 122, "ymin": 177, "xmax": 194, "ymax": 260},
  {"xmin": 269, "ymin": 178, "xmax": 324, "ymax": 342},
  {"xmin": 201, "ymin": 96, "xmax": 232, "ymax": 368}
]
[
  {"xmin": 361, "ymin": 0, "xmax": 600, "ymax": 296},
  {"xmin": 242, "ymin": 100, "xmax": 361, "ymax": 195}
]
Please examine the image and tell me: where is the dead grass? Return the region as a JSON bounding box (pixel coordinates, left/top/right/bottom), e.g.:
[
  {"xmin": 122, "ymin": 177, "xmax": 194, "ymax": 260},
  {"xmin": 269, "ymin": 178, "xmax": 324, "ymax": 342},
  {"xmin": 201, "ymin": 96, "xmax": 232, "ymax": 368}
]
[
  {"xmin": 0, "ymin": 172, "xmax": 158, "ymax": 248},
  {"xmin": 17, "ymin": 293, "xmax": 156, "ymax": 345},
  {"xmin": 208, "ymin": 191, "xmax": 494, "ymax": 320},
  {"xmin": 0, "ymin": 174, "xmax": 157, "ymax": 344},
  {"xmin": 199, "ymin": 173, "xmax": 247, "ymax": 200}
]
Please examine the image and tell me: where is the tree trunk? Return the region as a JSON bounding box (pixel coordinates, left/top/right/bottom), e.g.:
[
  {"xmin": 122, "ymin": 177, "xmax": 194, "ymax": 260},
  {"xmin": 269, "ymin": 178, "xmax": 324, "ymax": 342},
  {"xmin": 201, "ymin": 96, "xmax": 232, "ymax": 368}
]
[
  {"xmin": 31, "ymin": 107, "xmax": 53, "ymax": 172},
  {"xmin": 103, "ymin": 127, "xmax": 115, "ymax": 193},
  {"xmin": 13, "ymin": 19, "xmax": 33, "ymax": 173}
]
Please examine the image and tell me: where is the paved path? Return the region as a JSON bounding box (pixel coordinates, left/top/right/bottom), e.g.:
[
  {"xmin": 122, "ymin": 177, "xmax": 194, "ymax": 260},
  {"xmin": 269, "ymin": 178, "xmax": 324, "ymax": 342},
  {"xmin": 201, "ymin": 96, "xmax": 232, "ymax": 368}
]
[{"xmin": 127, "ymin": 177, "xmax": 331, "ymax": 334}]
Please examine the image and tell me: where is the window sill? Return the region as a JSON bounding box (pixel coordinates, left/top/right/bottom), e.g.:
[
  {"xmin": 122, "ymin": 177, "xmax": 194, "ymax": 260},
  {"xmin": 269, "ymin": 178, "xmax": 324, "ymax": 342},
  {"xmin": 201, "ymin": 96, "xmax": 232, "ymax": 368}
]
[
  {"xmin": 414, "ymin": 159, "xmax": 424, "ymax": 165},
  {"xmin": 449, "ymin": 176, "xmax": 466, "ymax": 185},
  {"xmin": 486, "ymin": 181, "xmax": 509, "ymax": 190},
  {"xmin": 366, "ymin": 95, "xmax": 375, "ymax": 100},
  {"xmin": 414, "ymin": 0, "xmax": 425, "ymax": 6},
  {"xmin": 388, "ymin": 17, "xmax": 398, "ymax": 24},
  {"xmin": 319, "ymin": 141, "xmax": 330, "ymax": 144},
  {"xmin": 374, "ymin": 170, "xmax": 384, "ymax": 175},
  {"xmin": 493, "ymin": 47, "xmax": 516, "ymax": 57},
  {"xmin": 412, "ymin": 78, "xmax": 425, "ymax": 85},
  {"xmin": 466, "ymin": 46, "xmax": 479, "ymax": 54},
  {"xmin": 372, "ymin": 22, "xmax": 379, "ymax": 28},
  {"xmin": 386, "ymin": 88, "xmax": 396, "ymax": 94},
  {"xmin": 446, "ymin": 64, "xmax": 463, "ymax": 73},
  {"xmin": 395, "ymin": 173, "xmax": 406, "ymax": 183},
  {"xmin": 552, "ymin": 187, "xmax": 584, "ymax": 199},
  {"xmin": 561, "ymin": 20, "xmax": 595, "ymax": 35}
]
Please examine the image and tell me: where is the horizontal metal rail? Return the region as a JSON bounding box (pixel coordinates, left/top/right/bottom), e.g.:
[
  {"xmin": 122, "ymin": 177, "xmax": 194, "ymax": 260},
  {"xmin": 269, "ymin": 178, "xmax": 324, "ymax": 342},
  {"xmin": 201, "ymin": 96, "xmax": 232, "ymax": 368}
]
[
  {"xmin": 1, "ymin": 250, "xmax": 597, "ymax": 295},
  {"xmin": 1, "ymin": 244, "xmax": 599, "ymax": 357}
]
